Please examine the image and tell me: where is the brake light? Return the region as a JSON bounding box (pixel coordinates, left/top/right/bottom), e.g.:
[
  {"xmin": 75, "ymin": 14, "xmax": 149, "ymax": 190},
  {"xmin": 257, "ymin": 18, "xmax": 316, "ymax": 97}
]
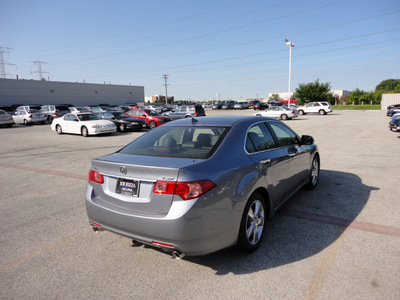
[
  {"xmin": 54, "ymin": 112, "xmax": 58, "ymax": 116},
  {"xmin": 28, "ymin": 115, "xmax": 32, "ymax": 118},
  {"xmin": 88, "ymin": 170, "xmax": 104, "ymax": 184},
  {"xmin": 153, "ymin": 180, "xmax": 216, "ymax": 200}
]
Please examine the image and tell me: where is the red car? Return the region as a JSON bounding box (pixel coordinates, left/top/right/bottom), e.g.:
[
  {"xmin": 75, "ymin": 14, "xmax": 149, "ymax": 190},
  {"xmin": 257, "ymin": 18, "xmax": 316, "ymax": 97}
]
[
  {"xmin": 127, "ymin": 109, "xmax": 171, "ymax": 129},
  {"xmin": 279, "ymin": 98, "xmax": 298, "ymax": 105}
]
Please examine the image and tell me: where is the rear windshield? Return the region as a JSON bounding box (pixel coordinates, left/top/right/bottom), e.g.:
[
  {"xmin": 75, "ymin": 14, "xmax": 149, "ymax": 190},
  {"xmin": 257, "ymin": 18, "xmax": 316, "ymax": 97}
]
[{"xmin": 119, "ymin": 126, "xmax": 229, "ymax": 159}]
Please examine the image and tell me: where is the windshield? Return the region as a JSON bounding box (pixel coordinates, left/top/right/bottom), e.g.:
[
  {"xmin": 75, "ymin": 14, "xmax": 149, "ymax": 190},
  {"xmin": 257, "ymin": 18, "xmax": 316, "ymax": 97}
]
[
  {"xmin": 144, "ymin": 109, "xmax": 160, "ymax": 116},
  {"xmin": 78, "ymin": 114, "xmax": 100, "ymax": 121},
  {"xmin": 112, "ymin": 112, "xmax": 130, "ymax": 119},
  {"xmin": 119, "ymin": 126, "xmax": 229, "ymax": 159}
]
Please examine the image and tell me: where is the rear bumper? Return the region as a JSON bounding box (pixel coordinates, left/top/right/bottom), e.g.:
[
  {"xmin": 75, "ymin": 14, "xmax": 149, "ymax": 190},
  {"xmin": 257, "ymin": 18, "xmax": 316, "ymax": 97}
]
[{"xmin": 85, "ymin": 185, "xmax": 238, "ymax": 256}]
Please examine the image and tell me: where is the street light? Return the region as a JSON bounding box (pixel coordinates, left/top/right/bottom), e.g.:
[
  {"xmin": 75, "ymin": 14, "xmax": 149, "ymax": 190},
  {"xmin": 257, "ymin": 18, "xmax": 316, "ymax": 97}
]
[{"xmin": 285, "ymin": 39, "xmax": 294, "ymax": 107}]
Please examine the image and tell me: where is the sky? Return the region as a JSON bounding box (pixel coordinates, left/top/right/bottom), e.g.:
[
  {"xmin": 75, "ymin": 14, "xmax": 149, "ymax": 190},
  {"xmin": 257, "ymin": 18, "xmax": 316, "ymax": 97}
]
[{"xmin": 1, "ymin": 0, "xmax": 400, "ymax": 101}]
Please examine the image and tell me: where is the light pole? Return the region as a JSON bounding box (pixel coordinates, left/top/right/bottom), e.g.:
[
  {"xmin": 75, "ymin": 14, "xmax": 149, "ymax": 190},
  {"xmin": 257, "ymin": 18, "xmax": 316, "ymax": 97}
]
[{"xmin": 285, "ymin": 39, "xmax": 294, "ymax": 107}]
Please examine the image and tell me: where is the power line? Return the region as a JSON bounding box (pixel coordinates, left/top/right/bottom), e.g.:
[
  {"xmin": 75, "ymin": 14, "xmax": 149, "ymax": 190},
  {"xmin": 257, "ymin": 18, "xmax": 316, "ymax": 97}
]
[
  {"xmin": 31, "ymin": 60, "xmax": 49, "ymax": 80},
  {"xmin": 0, "ymin": 47, "xmax": 15, "ymax": 78}
]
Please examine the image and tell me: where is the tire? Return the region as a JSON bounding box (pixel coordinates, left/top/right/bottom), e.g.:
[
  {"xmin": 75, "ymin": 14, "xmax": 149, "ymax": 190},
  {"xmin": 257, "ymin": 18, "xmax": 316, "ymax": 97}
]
[
  {"xmin": 118, "ymin": 123, "xmax": 126, "ymax": 132},
  {"xmin": 298, "ymin": 110, "xmax": 305, "ymax": 115},
  {"xmin": 7, "ymin": 123, "xmax": 13, "ymax": 128},
  {"xmin": 149, "ymin": 121, "xmax": 157, "ymax": 129},
  {"xmin": 81, "ymin": 126, "xmax": 89, "ymax": 137},
  {"xmin": 319, "ymin": 110, "xmax": 326, "ymax": 115},
  {"xmin": 47, "ymin": 116, "xmax": 53, "ymax": 123},
  {"xmin": 24, "ymin": 119, "xmax": 29, "ymax": 126},
  {"xmin": 56, "ymin": 125, "xmax": 63, "ymax": 134},
  {"xmin": 237, "ymin": 192, "xmax": 266, "ymax": 252},
  {"xmin": 281, "ymin": 114, "xmax": 288, "ymax": 120},
  {"xmin": 255, "ymin": 114, "xmax": 261, "ymax": 116},
  {"xmin": 306, "ymin": 156, "xmax": 320, "ymax": 189}
]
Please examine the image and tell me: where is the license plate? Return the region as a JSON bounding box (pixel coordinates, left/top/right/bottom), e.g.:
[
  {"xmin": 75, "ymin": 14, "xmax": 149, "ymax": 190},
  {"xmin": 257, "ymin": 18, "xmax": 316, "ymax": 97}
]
[{"xmin": 116, "ymin": 178, "xmax": 139, "ymax": 197}]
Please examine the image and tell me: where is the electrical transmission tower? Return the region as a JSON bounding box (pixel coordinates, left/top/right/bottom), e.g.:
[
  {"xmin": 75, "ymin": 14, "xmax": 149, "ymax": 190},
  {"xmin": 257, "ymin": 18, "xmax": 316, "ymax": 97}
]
[
  {"xmin": 0, "ymin": 47, "xmax": 15, "ymax": 78},
  {"xmin": 31, "ymin": 60, "xmax": 49, "ymax": 80},
  {"xmin": 162, "ymin": 74, "xmax": 170, "ymax": 104}
]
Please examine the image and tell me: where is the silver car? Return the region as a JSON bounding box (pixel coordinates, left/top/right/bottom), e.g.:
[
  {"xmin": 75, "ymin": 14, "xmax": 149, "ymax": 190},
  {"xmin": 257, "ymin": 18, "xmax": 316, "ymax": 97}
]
[
  {"xmin": 86, "ymin": 116, "xmax": 319, "ymax": 257},
  {"xmin": 13, "ymin": 109, "xmax": 47, "ymax": 125}
]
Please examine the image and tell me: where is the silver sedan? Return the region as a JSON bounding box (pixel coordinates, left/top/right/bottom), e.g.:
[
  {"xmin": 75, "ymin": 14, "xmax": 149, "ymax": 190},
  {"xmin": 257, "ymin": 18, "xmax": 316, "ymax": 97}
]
[
  {"xmin": 254, "ymin": 106, "xmax": 298, "ymax": 120},
  {"xmin": 86, "ymin": 116, "xmax": 319, "ymax": 257}
]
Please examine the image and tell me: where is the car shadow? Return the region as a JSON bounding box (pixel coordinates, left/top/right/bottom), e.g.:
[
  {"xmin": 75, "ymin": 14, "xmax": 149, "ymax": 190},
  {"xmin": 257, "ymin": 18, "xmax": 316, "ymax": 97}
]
[{"xmin": 184, "ymin": 169, "xmax": 378, "ymax": 275}]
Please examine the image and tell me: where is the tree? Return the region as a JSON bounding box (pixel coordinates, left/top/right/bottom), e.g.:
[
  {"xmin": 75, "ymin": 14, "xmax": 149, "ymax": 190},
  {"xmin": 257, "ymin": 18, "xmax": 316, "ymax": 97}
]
[
  {"xmin": 347, "ymin": 88, "xmax": 375, "ymax": 105},
  {"xmin": 375, "ymin": 79, "xmax": 400, "ymax": 92},
  {"xmin": 269, "ymin": 93, "xmax": 280, "ymax": 101},
  {"xmin": 294, "ymin": 79, "xmax": 334, "ymax": 105}
]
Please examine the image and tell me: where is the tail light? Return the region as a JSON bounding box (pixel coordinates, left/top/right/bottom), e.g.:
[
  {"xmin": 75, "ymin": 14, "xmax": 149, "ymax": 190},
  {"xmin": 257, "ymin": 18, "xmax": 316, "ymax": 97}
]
[
  {"xmin": 54, "ymin": 111, "xmax": 58, "ymax": 116},
  {"xmin": 153, "ymin": 180, "xmax": 216, "ymax": 200},
  {"xmin": 88, "ymin": 170, "xmax": 104, "ymax": 184},
  {"xmin": 28, "ymin": 115, "xmax": 32, "ymax": 118}
]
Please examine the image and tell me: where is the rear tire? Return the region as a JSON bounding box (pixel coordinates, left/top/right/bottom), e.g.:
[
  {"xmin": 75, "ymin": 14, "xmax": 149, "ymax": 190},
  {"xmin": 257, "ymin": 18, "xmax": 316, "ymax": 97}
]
[
  {"xmin": 118, "ymin": 123, "xmax": 126, "ymax": 132},
  {"xmin": 237, "ymin": 192, "xmax": 266, "ymax": 252},
  {"xmin": 298, "ymin": 110, "xmax": 305, "ymax": 115},
  {"xmin": 281, "ymin": 114, "xmax": 288, "ymax": 120},
  {"xmin": 24, "ymin": 119, "xmax": 29, "ymax": 126},
  {"xmin": 319, "ymin": 110, "xmax": 326, "ymax": 115}
]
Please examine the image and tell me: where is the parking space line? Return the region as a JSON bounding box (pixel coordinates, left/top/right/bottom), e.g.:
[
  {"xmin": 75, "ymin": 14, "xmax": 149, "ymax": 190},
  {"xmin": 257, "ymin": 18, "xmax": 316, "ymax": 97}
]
[
  {"xmin": 301, "ymin": 226, "xmax": 347, "ymax": 300},
  {"xmin": 0, "ymin": 229, "xmax": 92, "ymax": 271},
  {"xmin": 280, "ymin": 209, "xmax": 400, "ymax": 237},
  {"xmin": 0, "ymin": 162, "xmax": 86, "ymax": 180}
]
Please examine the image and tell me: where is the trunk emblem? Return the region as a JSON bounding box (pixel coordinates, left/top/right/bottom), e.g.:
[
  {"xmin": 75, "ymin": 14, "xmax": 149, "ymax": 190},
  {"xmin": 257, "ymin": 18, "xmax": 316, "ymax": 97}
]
[{"xmin": 120, "ymin": 166, "xmax": 127, "ymax": 175}]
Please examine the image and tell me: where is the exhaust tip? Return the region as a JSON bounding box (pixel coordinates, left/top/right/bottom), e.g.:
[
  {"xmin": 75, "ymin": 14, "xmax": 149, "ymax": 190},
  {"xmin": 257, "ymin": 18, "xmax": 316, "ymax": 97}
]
[{"xmin": 171, "ymin": 250, "xmax": 185, "ymax": 260}]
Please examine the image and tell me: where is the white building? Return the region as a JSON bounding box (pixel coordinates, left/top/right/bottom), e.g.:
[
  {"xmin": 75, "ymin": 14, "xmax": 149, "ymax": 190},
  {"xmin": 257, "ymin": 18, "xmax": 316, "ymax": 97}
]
[{"xmin": 268, "ymin": 90, "xmax": 350, "ymax": 99}]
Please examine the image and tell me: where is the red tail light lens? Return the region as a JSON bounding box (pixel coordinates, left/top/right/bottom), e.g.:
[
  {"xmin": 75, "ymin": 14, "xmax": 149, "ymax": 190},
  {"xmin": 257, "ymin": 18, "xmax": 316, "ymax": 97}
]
[
  {"xmin": 88, "ymin": 170, "xmax": 104, "ymax": 184},
  {"xmin": 28, "ymin": 115, "xmax": 32, "ymax": 118},
  {"xmin": 153, "ymin": 180, "xmax": 216, "ymax": 200}
]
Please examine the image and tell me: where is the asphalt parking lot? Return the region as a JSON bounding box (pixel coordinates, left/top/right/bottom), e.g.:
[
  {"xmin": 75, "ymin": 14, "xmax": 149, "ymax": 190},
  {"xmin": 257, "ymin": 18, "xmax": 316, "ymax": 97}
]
[{"xmin": 1, "ymin": 109, "xmax": 399, "ymax": 299}]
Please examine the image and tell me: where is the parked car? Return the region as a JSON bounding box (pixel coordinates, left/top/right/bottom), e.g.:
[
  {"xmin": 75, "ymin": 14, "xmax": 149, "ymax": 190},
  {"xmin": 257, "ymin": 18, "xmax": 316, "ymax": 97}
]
[
  {"xmin": 69, "ymin": 106, "xmax": 93, "ymax": 114},
  {"xmin": 95, "ymin": 111, "xmax": 147, "ymax": 132},
  {"xmin": 233, "ymin": 102, "xmax": 249, "ymax": 109},
  {"xmin": 253, "ymin": 102, "xmax": 269, "ymax": 110},
  {"xmin": 387, "ymin": 104, "xmax": 400, "ymax": 110},
  {"xmin": 297, "ymin": 102, "xmax": 333, "ymax": 115},
  {"xmin": 163, "ymin": 104, "xmax": 206, "ymax": 120},
  {"xmin": 13, "ymin": 109, "xmax": 47, "ymax": 125},
  {"xmin": 126, "ymin": 109, "xmax": 171, "ymax": 129},
  {"xmin": 51, "ymin": 113, "xmax": 116, "ymax": 136},
  {"xmin": 249, "ymin": 100, "xmax": 261, "ymax": 108},
  {"xmin": 221, "ymin": 103, "xmax": 235, "ymax": 110},
  {"xmin": 40, "ymin": 105, "xmax": 71, "ymax": 123},
  {"xmin": 387, "ymin": 107, "xmax": 400, "ymax": 117},
  {"xmin": 212, "ymin": 103, "xmax": 223, "ymax": 110},
  {"xmin": 0, "ymin": 106, "xmax": 14, "ymax": 114},
  {"xmin": 0, "ymin": 109, "xmax": 14, "ymax": 127},
  {"xmin": 389, "ymin": 114, "xmax": 400, "ymax": 132},
  {"xmin": 15, "ymin": 105, "xmax": 42, "ymax": 112},
  {"xmin": 254, "ymin": 106, "xmax": 298, "ymax": 120},
  {"xmin": 85, "ymin": 116, "xmax": 319, "ymax": 257}
]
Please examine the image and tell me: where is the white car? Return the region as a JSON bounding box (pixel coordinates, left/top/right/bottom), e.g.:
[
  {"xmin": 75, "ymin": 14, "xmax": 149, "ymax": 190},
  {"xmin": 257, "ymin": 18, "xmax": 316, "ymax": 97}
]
[
  {"xmin": 13, "ymin": 109, "xmax": 47, "ymax": 125},
  {"xmin": 297, "ymin": 102, "xmax": 333, "ymax": 115},
  {"xmin": 253, "ymin": 106, "xmax": 298, "ymax": 120},
  {"xmin": 51, "ymin": 113, "xmax": 116, "ymax": 137}
]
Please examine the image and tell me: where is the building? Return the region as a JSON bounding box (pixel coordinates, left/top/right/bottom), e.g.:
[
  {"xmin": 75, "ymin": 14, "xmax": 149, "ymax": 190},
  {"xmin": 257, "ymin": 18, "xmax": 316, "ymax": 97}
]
[
  {"xmin": 145, "ymin": 95, "xmax": 174, "ymax": 104},
  {"xmin": 268, "ymin": 90, "xmax": 350, "ymax": 100},
  {"xmin": 0, "ymin": 78, "xmax": 144, "ymax": 106},
  {"xmin": 381, "ymin": 93, "xmax": 400, "ymax": 110}
]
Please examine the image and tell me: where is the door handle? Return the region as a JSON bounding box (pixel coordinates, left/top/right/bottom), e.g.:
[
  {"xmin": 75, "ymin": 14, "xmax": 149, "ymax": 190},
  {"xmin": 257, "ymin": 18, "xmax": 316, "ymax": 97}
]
[{"xmin": 260, "ymin": 159, "xmax": 271, "ymax": 164}]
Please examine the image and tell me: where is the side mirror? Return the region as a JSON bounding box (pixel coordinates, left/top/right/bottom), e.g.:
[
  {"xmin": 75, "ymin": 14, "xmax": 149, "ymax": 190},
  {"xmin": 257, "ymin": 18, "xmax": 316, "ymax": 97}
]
[
  {"xmin": 142, "ymin": 114, "xmax": 147, "ymax": 117},
  {"xmin": 301, "ymin": 135, "xmax": 314, "ymax": 145}
]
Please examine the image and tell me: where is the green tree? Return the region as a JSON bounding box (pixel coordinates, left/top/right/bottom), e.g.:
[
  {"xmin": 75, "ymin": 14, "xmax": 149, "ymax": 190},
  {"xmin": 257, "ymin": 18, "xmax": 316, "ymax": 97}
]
[
  {"xmin": 375, "ymin": 79, "xmax": 400, "ymax": 92},
  {"xmin": 269, "ymin": 93, "xmax": 280, "ymax": 101},
  {"xmin": 294, "ymin": 79, "xmax": 334, "ymax": 105},
  {"xmin": 347, "ymin": 88, "xmax": 376, "ymax": 105}
]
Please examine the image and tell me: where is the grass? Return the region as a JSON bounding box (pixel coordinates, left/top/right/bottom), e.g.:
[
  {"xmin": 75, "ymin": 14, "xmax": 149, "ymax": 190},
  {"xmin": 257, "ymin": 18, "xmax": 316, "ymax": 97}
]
[{"xmin": 332, "ymin": 104, "xmax": 381, "ymax": 110}]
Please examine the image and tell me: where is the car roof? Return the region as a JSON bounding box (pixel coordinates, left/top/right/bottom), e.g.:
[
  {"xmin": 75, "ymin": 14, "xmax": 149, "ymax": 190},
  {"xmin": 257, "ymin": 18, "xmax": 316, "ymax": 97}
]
[{"xmin": 164, "ymin": 115, "xmax": 275, "ymax": 127}]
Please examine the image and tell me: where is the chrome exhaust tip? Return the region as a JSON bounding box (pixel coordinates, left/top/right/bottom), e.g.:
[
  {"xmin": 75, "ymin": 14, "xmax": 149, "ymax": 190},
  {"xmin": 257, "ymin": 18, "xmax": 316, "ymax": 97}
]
[{"xmin": 171, "ymin": 250, "xmax": 185, "ymax": 259}]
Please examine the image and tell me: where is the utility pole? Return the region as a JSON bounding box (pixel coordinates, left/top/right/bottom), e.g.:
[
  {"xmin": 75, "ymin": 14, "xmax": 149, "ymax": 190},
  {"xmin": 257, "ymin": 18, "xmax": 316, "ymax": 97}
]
[
  {"xmin": 162, "ymin": 74, "xmax": 169, "ymax": 104},
  {"xmin": 285, "ymin": 39, "xmax": 295, "ymax": 107},
  {"xmin": 0, "ymin": 47, "xmax": 15, "ymax": 78},
  {"xmin": 31, "ymin": 60, "xmax": 49, "ymax": 80}
]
